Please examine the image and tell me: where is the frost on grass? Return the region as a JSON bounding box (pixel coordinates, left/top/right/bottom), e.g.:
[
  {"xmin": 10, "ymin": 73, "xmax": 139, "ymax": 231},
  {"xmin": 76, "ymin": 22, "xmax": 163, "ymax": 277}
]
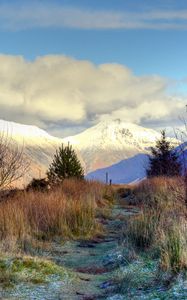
[
  {"xmin": 113, "ymin": 255, "xmax": 187, "ymax": 300},
  {"xmin": 0, "ymin": 255, "xmax": 75, "ymax": 300}
]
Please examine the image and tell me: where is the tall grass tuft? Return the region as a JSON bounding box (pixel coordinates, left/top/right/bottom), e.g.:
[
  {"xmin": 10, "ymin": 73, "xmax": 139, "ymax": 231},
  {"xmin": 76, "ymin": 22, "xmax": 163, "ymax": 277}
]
[
  {"xmin": 160, "ymin": 225, "xmax": 187, "ymax": 273},
  {"xmin": 125, "ymin": 210, "xmax": 160, "ymax": 250}
]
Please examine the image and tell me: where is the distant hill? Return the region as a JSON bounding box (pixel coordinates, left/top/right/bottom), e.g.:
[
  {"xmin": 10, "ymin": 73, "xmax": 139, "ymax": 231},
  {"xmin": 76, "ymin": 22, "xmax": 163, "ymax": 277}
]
[{"xmin": 87, "ymin": 153, "xmax": 149, "ymax": 184}]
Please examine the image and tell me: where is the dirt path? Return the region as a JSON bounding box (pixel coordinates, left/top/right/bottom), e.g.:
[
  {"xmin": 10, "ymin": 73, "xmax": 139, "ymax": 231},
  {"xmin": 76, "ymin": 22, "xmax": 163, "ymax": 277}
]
[{"xmin": 1, "ymin": 203, "xmax": 139, "ymax": 300}]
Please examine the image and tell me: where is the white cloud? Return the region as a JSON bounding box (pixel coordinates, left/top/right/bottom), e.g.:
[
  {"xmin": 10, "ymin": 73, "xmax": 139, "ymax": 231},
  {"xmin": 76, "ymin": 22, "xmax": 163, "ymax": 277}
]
[
  {"xmin": 0, "ymin": 3, "xmax": 187, "ymax": 30},
  {"xmin": 0, "ymin": 54, "xmax": 186, "ymax": 136}
]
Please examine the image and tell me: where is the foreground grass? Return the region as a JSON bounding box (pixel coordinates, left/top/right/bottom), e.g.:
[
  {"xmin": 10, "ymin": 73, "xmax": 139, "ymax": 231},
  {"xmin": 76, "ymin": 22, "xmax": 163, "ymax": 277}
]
[
  {"xmin": 125, "ymin": 177, "xmax": 187, "ymax": 272},
  {"xmin": 113, "ymin": 176, "xmax": 187, "ymax": 299},
  {"xmin": 114, "ymin": 255, "xmax": 187, "ymax": 299},
  {"xmin": 0, "ymin": 179, "xmax": 114, "ymax": 250},
  {"xmin": 0, "ymin": 179, "xmax": 115, "ymax": 296}
]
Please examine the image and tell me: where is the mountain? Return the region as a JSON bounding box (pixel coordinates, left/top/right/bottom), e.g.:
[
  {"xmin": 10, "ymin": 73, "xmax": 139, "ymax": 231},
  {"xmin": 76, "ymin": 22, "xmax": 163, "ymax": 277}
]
[
  {"xmin": 63, "ymin": 119, "xmax": 179, "ymax": 183},
  {"xmin": 0, "ymin": 119, "xmax": 63, "ymax": 186},
  {"xmin": 62, "ymin": 118, "xmax": 178, "ymax": 175},
  {"xmin": 0, "ymin": 118, "xmax": 179, "ymax": 187}
]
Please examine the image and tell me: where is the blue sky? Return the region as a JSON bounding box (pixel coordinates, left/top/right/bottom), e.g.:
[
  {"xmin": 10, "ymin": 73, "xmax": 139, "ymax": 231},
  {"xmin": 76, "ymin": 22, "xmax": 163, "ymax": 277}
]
[
  {"xmin": 0, "ymin": 0, "xmax": 187, "ymax": 135},
  {"xmin": 0, "ymin": 0, "xmax": 187, "ymax": 78}
]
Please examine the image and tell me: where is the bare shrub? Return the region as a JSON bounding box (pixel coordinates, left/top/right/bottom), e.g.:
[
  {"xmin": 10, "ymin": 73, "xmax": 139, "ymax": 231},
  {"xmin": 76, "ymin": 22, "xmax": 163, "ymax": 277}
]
[{"xmin": 0, "ymin": 132, "xmax": 29, "ymax": 190}]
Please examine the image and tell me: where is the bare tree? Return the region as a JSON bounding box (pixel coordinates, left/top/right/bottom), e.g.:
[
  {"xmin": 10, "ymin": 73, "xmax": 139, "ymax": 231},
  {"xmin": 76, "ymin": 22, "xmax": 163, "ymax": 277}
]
[{"xmin": 0, "ymin": 131, "xmax": 29, "ymax": 190}]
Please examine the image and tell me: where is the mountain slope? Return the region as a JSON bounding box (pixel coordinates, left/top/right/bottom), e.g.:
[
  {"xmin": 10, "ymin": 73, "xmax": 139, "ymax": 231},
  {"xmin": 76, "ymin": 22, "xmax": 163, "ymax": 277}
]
[{"xmin": 87, "ymin": 153, "xmax": 149, "ymax": 184}]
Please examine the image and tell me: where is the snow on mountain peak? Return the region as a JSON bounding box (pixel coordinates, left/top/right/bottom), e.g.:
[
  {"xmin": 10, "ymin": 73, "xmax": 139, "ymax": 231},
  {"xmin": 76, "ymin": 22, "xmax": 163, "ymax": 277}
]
[
  {"xmin": 62, "ymin": 118, "xmax": 178, "ymax": 174},
  {"xmin": 0, "ymin": 119, "xmax": 51, "ymax": 139},
  {"xmin": 63, "ymin": 118, "xmax": 161, "ymax": 151},
  {"xmin": 92, "ymin": 118, "xmax": 160, "ymax": 141},
  {"xmin": 0, "ymin": 119, "xmax": 63, "ymax": 149}
]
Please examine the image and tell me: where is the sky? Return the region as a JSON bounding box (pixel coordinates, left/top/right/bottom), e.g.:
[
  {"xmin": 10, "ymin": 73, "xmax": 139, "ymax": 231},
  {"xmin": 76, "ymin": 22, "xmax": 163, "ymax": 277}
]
[{"xmin": 0, "ymin": 0, "xmax": 187, "ymax": 137}]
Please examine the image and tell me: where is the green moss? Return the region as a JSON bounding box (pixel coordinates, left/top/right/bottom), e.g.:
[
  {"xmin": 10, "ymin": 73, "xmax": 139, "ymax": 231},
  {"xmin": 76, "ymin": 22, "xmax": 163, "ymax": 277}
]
[{"xmin": 0, "ymin": 256, "xmax": 70, "ymax": 288}]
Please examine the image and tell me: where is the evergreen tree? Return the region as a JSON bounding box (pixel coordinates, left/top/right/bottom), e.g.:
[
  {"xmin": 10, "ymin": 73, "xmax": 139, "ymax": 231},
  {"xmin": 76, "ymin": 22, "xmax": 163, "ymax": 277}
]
[
  {"xmin": 47, "ymin": 143, "xmax": 84, "ymax": 183},
  {"xmin": 146, "ymin": 130, "xmax": 181, "ymax": 177}
]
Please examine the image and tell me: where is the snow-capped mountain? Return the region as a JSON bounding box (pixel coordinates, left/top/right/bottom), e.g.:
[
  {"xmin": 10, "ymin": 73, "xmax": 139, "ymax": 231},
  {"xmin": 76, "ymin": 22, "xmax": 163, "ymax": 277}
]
[
  {"xmin": 0, "ymin": 118, "xmax": 179, "ymax": 186},
  {"xmin": 62, "ymin": 118, "xmax": 178, "ymax": 175},
  {"xmin": 0, "ymin": 119, "xmax": 63, "ymax": 186}
]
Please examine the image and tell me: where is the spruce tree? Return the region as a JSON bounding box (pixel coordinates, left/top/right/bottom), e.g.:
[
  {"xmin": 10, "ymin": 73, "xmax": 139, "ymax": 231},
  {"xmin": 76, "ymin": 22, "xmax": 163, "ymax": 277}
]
[
  {"xmin": 146, "ymin": 130, "xmax": 181, "ymax": 177},
  {"xmin": 47, "ymin": 143, "xmax": 84, "ymax": 183}
]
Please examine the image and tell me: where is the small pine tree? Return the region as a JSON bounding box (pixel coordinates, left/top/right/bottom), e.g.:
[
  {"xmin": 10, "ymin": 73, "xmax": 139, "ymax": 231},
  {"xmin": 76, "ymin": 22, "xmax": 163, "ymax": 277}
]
[
  {"xmin": 47, "ymin": 143, "xmax": 84, "ymax": 183},
  {"xmin": 146, "ymin": 130, "xmax": 181, "ymax": 177}
]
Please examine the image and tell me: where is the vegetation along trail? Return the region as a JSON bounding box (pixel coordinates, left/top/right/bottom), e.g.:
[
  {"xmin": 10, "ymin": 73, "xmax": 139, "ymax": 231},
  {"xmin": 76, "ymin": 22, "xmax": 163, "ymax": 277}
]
[
  {"xmin": 1, "ymin": 177, "xmax": 187, "ymax": 299},
  {"xmin": 0, "ymin": 188, "xmax": 139, "ymax": 300},
  {"xmin": 44, "ymin": 199, "xmax": 139, "ymax": 299}
]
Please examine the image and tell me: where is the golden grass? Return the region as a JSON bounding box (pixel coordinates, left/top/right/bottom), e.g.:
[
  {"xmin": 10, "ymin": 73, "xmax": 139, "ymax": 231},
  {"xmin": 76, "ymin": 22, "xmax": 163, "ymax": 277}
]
[
  {"xmin": 133, "ymin": 177, "xmax": 186, "ymax": 217},
  {"xmin": 0, "ymin": 179, "xmax": 114, "ymax": 248}
]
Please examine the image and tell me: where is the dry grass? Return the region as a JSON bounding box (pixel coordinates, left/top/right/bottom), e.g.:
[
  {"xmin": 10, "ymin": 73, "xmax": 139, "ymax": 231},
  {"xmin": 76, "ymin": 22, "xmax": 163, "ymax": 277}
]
[
  {"xmin": 124, "ymin": 176, "xmax": 187, "ymax": 273},
  {"xmin": 134, "ymin": 176, "xmax": 185, "ymax": 210},
  {"xmin": 0, "ymin": 179, "xmax": 114, "ymax": 249},
  {"xmin": 125, "ymin": 210, "xmax": 160, "ymax": 250},
  {"xmin": 160, "ymin": 224, "xmax": 187, "ymax": 273}
]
